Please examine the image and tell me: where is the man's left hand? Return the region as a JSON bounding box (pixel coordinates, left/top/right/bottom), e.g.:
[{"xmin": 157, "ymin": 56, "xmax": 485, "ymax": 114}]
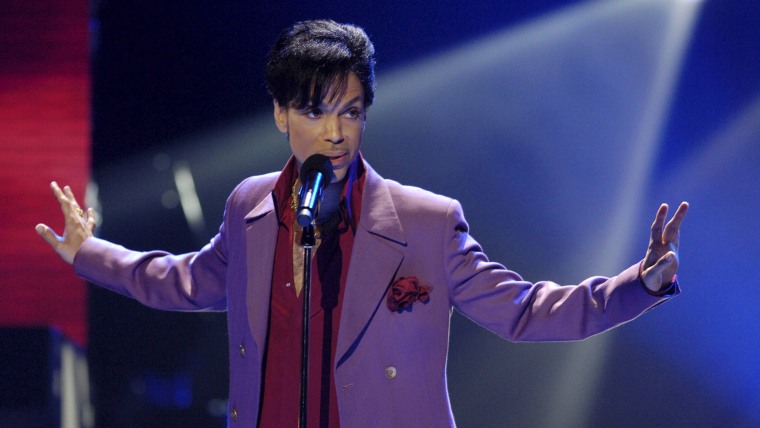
[{"xmin": 641, "ymin": 202, "xmax": 689, "ymax": 293}]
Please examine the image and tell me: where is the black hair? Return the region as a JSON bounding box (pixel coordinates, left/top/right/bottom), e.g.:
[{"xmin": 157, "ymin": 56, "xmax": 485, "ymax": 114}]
[{"xmin": 265, "ymin": 20, "xmax": 376, "ymax": 109}]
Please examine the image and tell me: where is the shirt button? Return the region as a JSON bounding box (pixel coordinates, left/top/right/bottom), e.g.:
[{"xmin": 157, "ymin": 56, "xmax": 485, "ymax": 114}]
[
  {"xmin": 230, "ymin": 407, "xmax": 238, "ymax": 422},
  {"xmin": 239, "ymin": 344, "xmax": 246, "ymax": 358},
  {"xmin": 384, "ymin": 366, "xmax": 398, "ymax": 379}
]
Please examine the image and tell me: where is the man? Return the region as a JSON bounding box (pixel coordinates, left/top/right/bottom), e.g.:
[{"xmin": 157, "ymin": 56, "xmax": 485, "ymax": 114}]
[{"xmin": 37, "ymin": 20, "xmax": 688, "ymax": 427}]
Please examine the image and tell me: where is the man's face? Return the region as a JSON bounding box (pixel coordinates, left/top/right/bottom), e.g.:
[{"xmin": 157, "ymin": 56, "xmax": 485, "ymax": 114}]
[{"xmin": 274, "ymin": 73, "xmax": 366, "ymax": 183}]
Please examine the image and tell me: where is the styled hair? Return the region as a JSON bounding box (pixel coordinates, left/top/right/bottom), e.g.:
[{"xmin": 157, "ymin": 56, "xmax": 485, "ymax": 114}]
[{"xmin": 265, "ymin": 20, "xmax": 376, "ymax": 109}]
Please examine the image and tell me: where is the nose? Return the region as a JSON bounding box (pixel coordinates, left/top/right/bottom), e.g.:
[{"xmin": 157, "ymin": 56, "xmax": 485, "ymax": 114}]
[{"xmin": 323, "ymin": 115, "xmax": 344, "ymax": 144}]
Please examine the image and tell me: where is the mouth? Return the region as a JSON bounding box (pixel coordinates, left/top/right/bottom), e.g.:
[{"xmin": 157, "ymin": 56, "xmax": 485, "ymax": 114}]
[{"xmin": 326, "ymin": 153, "xmax": 348, "ymax": 166}]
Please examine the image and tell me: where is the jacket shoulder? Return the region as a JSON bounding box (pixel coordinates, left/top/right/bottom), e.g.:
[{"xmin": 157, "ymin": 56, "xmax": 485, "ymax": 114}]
[
  {"xmin": 226, "ymin": 172, "xmax": 279, "ymax": 211},
  {"xmin": 384, "ymin": 179, "xmax": 457, "ymax": 217}
]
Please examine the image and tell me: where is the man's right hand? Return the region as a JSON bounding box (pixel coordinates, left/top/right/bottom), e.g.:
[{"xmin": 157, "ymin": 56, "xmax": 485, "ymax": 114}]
[{"xmin": 36, "ymin": 181, "xmax": 96, "ymax": 265}]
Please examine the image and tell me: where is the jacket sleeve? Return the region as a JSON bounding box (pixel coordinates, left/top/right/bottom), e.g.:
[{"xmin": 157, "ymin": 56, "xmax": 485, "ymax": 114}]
[
  {"xmin": 70, "ymin": 181, "xmax": 245, "ymax": 312},
  {"xmin": 443, "ymin": 199, "xmax": 678, "ymax": 342},
  {"xmin": 73, "ymin": 233, "xmax": 228, "ymax": 311}
]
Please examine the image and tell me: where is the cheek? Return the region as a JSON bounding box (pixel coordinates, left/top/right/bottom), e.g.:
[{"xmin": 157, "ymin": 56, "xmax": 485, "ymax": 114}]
[
  {"xmin": 287, "ymin": 128, "xmax": 314, "ymax": 160},
  {"xmin": 347, "ymin": 124, "xmax": 364, "ymax": 149}
]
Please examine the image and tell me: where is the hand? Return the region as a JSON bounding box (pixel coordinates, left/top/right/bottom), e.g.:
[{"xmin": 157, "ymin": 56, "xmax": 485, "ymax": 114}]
[
  {"xmin": 641, "ymin": 202, "xmax": 689, "ymax": 292},
  {"xmin": 36, "ymin": 181, "xmax": 96, "ymax": 265}
]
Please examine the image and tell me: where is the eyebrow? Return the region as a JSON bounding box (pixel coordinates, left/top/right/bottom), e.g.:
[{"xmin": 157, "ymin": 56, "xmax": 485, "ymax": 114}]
[
  {"xmin": 307, "ymin": 94, "xmax": 364, "ymax": 112},
  {"xmin": 339, "ymin": 95, "xmax": 364, "ymax": 109}
]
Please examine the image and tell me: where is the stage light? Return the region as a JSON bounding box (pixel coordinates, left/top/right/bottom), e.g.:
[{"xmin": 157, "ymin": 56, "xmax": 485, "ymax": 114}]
[{"xmin": 173, "ymin": 161, "xmax": 206, "ymax": 241}]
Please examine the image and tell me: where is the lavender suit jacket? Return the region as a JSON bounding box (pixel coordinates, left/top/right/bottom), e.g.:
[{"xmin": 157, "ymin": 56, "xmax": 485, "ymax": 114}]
[{"xmin": 74, "ymin": 159, "xmax": 677, "ymax": 427}]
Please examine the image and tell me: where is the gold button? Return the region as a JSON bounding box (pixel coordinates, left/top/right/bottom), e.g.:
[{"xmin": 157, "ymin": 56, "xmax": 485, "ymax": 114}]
[
  {"xmin": 239, "ymin": 344, "xmax": 246, "ymax": 358},
  {"xmin": 230, "ymin": 407, "xmax": 238, "ymax": 422},
  {"xmin": 384, "ymin": 366, "xmax": 398, "ymax": 379}
]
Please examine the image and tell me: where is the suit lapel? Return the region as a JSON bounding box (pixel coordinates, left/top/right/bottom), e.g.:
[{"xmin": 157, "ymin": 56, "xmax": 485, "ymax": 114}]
[
  {"xmin": 336, "ymin": 164, "xmax": 407, "ymax": 367},
  {"xmin": 244, "ymin": 193, "xmax": 278, "ymax": 357}
]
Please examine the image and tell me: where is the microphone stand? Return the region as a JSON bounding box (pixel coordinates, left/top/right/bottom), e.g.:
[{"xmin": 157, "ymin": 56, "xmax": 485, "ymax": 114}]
[
  {"xmin": 299, "ymin": 223, "xmax": 316, "ymax": 428},
  {"xmin": 295, "ymin": 154, "xmax": 332, "ymax": 427}
]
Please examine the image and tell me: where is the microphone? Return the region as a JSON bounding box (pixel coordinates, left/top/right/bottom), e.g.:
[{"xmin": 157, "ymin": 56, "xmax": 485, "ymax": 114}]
[{"xmin": 296, "ymin": 154, "xmax": 334, "ymax": 227}]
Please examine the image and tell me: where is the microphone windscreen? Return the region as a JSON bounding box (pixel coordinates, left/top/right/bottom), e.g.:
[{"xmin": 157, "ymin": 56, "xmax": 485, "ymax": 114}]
[{"xmin": 299, "ymin": 154, "xmax": 334, "ymax": 189}]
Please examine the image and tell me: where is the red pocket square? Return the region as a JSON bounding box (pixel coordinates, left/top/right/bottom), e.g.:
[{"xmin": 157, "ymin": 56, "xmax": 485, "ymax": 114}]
[{"xmin": 387, "ymin": 276, "xmax": 433, "ymax": 312}]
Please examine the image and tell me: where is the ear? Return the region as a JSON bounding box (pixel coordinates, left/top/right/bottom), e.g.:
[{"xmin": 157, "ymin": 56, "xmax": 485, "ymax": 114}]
[{"xmin": 273, "ymin": 101, "xmax": 288, "ymax": 134}]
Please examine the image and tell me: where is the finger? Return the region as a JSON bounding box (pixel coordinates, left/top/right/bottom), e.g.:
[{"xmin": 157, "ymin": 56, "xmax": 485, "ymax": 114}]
[
  {"xmin": 650, "ymin": 203, "xmax": 668, "ymax": 243},
  {"xmin": 63, "ymin": 185, "xmax": 84, "ymax": 212},
  {"xmin": 86, "ymin": 207, "xmax": 97, "ymax": 232},
  {"xmin": 51, "ymin": 181, "xmax": 77, "ymax": 218},
  {"xmin": 663, "ymin": 201, "xmax": 689, "ymax": 242},
  {"xmin": 659, "ymin": 252, "xmax": 677, "ymax": 274},
  {"xmin": 55, "ymin": 182, "xmax": 87, "ymax": 220},
  {"xmin": 35, "ymin": 223, "xmax": 61, "ymax": 248},
  {"xmin": 51, "ymin": 181, "xmax": 68, "ymax": 204},
  {"xmin": 642, "ymin": 251, "xmax": 678, "ymax": 289},
  {"xmin": 63, "ymin": 185, "xmax": 77, "ymax": 202}
]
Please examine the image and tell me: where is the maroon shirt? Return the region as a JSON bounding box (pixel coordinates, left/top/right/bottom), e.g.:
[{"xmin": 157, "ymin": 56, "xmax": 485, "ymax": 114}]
[{"xmin": 259, "ymin": 156, "xmax": 365, "ymax": 428}]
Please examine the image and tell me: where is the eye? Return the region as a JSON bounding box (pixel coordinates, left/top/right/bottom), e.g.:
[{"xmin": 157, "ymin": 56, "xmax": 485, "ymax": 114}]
[
  {"xmin": 343, "ymin": 108, "xmax": 363, "ymax": 119},
  {"xmin": 303, "ymin": 107, "xmax": 322, "ymax": 118}
]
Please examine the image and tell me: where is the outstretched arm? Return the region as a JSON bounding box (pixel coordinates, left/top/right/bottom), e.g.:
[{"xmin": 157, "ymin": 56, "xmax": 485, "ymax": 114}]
[
  {"xmin": 36, "ymin": 181, "xmax": 95, "ymax": 265},
  {"xmin": 640, "ymin": 201, "xmax": 689, "ymax": 293}
]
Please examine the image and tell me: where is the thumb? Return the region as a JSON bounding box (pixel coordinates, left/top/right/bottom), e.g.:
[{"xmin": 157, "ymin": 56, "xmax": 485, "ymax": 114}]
[{"xmin": 35, "ymin": 224, "xmax": 60, "ymax": 249}]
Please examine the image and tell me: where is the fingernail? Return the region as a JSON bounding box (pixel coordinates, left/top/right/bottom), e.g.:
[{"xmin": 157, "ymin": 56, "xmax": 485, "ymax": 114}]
[{"xmin": 35, "ymin": 224, "xmax": 45, "ymax": 234}]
